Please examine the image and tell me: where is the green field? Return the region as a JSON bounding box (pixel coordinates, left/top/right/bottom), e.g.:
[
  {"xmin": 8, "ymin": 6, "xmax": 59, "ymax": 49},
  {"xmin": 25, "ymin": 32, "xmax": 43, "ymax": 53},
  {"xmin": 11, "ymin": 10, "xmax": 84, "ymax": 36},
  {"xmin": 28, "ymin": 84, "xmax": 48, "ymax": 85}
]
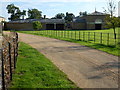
[
  {"xmin": 16, "ymin": 28, "xmax": 120, "ymax": 56},
  {"xmin": 18, "ymin": 28, "xmax": 119, "ymax": 46},
  {"xmin": 10, "ymin": 42, "xmax": 78, "ymax": 88}
]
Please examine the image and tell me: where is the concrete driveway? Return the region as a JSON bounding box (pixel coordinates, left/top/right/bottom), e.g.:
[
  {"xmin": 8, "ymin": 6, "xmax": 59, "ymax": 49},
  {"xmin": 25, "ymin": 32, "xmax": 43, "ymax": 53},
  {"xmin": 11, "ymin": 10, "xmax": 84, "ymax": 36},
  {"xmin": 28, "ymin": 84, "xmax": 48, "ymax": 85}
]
[{"xmin": 18, "ymin": 33, "xmax": 119, "ymax": 88}]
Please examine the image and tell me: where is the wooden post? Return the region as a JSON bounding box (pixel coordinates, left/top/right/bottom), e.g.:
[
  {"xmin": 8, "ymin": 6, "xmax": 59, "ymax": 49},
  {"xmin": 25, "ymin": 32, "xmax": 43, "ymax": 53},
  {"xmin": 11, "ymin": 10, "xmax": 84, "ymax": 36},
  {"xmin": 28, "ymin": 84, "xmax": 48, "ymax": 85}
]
[
  {"xmin": 13, "ymin": 46, "xmax": 16, "ymax": 69},
  {"xmin": 79, "ymin": 31, "xmax": 80, "ymax": 40},
  {"xmin": 94, "ymin": 32, "xmax": 95, "ymax": 43},
  {"xmin": 68, "ymin": 30, "xmax": 69, "ymax": 39},
  {"xmin": 83, "ymin": 32, "xmax": 85, "ymax": 41},
  {"xmin": 88, "ymin": 32, "xmax": 90, "ymax": 42},
  {"xmin": 8, "ymin": 42, "xmax": 12, "ymax": 81},
  {"xmin": 100, "ymin": 33, "xmax": 102, "ymax": 44},
  {"xmin": 75, "ymin": 31, "xmax": 76, "ymax": 40},
  {"xmin": 107, "ymin": 33, "xmax": 109, "ymax": 45},
  {"xmin": 1, "ymin": 49, "xmax": 5, "ymax": 90}
]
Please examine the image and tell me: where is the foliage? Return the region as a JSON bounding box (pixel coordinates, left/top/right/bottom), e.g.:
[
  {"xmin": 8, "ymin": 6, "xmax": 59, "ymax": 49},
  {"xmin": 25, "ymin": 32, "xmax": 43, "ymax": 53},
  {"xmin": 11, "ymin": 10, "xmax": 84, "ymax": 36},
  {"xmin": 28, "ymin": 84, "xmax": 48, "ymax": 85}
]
[
  {"xmin": 6, "ymin": 4, "xmax": 26, "ymax": 21},
  {"xmin": 65, "ymin": 12, "xmax": 74, "ymax": 22},
  {"xmin": 55, "ymin": 13, "xmax": 65, "ymax": 19},
  {"xmin": 79, "ymin": 11, "xmax": 87, "ymax": 17},
  {"xmin": 103, "ymin": 0, "xmax": 119, "ymax": 39},
  {"xmin": 105, "ymin": 15, "xmax": 120, "ymax": 28},
  {"xmin": 10, "ymin": 42, "xmax": 78, "ymax": 88},
  {"xmin": 28, "ymin": 9, "xmax": 42, "ymax": 19},
  {"xmin": 33, "ymin": 21, "xmax": 42, "ymax": 30},
  {"xmin": 21, "ymin": 10, "xmax": 26, "ymax": 19}
]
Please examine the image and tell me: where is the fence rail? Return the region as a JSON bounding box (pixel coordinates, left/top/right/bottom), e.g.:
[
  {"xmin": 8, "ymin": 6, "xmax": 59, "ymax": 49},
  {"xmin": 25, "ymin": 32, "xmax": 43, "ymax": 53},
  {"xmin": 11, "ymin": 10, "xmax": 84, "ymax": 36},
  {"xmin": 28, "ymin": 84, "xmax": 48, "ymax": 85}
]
[
  {"xmin": 0, "ymin": 32, "xmax": 18, "ymax": 89},
  {"xmin": 38, "ymin": 30, "xmax": 120, "ymax": 46}
]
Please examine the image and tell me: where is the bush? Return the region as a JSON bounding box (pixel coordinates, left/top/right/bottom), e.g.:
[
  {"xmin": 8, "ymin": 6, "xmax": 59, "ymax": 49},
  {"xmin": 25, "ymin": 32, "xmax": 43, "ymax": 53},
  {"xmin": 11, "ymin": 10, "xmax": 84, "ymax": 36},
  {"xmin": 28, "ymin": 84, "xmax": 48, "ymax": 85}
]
[{"xmin": 33, "ymin": 21, "xmax": 42, "ymax": 30}]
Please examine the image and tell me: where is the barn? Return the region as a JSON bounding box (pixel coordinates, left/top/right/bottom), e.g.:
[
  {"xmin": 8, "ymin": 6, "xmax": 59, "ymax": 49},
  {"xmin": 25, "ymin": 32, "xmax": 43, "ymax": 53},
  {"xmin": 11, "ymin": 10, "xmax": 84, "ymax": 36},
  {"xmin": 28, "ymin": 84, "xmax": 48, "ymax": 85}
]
[
  {"xmin": 4, "ymin": 10, "xmax": 108, "ymax": 30},
  {"xmin": 40, "ymin": 19, "xmax": 65, "ymax": 30}
]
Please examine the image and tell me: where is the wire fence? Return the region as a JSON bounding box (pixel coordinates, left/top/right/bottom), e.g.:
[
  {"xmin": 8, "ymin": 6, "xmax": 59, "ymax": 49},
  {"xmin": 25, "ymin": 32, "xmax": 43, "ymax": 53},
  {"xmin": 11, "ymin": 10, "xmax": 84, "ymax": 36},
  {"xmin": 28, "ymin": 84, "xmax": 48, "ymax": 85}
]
[
  {"xmin": 0, "ymin": 32, "xmax": 18, "ymax": 89},
  {"xmin": 38, "ymin": 30, "xmax": 120, "ymax": 46}
]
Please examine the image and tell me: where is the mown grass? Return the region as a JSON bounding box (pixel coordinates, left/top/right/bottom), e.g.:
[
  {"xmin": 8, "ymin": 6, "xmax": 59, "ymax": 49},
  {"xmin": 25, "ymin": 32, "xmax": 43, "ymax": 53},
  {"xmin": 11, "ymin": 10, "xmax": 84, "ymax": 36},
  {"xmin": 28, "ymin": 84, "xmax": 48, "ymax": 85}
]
[
  {"xmin": 16, "ymin": 28, "xmax": 120, "ymax": 56},
  {"xmin": 10, "ymin": 42, "xmax": 78, "ymax": 88}
]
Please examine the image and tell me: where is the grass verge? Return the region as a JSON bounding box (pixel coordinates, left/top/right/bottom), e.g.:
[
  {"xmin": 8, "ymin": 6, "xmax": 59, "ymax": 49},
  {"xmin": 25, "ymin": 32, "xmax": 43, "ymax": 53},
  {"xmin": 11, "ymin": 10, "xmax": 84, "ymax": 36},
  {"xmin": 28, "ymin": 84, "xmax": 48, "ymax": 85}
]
[{"xmin": 10, "ymin": 42, "xmax": 78, "ymax": 88}]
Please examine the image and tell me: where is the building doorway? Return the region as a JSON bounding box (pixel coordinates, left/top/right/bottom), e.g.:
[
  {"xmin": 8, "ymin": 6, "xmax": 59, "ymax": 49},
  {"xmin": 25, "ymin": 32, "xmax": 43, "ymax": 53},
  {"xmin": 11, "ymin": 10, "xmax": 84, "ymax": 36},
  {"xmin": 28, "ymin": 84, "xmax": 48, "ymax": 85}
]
[
  {"xmin": 95, "ymin": 24, "xmax": 102, "ymax": 30},
  {"xmin": 56, "ymin": 24, "xmax": 64, "ymax": 30},
  {"xmin": 46, "ymin": 24, "xmax": 54, "ymax": 30}
]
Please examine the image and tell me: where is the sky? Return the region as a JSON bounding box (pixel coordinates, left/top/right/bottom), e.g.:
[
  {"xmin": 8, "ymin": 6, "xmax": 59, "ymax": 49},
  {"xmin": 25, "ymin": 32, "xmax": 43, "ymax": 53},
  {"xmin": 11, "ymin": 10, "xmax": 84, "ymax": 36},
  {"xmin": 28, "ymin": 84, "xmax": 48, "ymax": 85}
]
[{"xmin": 0, "ymin": 0, "xmax": 119, "ymax": 21}]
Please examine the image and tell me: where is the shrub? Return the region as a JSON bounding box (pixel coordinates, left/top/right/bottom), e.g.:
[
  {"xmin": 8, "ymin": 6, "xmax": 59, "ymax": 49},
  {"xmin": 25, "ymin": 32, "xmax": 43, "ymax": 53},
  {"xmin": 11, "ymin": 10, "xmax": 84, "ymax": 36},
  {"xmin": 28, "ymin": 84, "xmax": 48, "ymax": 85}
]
[{"xmin": 33, "ymin": 21, "xmax": 42, "ymax": 30}]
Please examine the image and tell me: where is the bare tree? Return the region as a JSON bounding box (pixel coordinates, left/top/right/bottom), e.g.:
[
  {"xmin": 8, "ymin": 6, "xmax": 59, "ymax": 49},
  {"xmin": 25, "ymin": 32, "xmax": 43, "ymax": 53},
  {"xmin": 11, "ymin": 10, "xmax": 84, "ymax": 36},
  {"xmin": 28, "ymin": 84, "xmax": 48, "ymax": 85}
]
[{"xmin": 103, "ymin": 0, "xmax": 119, "ymax": 40}]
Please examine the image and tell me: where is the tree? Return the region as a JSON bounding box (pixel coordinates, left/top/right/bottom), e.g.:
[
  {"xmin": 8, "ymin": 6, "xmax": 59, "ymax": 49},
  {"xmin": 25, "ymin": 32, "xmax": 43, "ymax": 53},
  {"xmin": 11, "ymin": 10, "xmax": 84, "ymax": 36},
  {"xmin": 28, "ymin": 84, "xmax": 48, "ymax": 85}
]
[
  {"xmin": 6, "ymin": 4, "xmax": 21, "ymax": 21},
  {"xmin": 79, "ymin": 11, "xmax": 87, "ymax": 17},
  {"xmin": 65, "ymin": 12, "xmax": 74, "ymax": 22},
  {"xmin": 33, "ymin": 21, "xmax": 42, "ymax": 30},
  {"xmin": 103, "ymin": 0, "xmax": 119, "ymax": 40},
  {"xmin": 6, "ymin": 4, "xmax": 26, "ymax": 20},
  {"xmin": 28, "ymin": 9, "xmax": 42, "ymax": 19},
  {"xmin": 21, "ymin": 10, "xmax": 26, "ymax": 19},
  {"xmin": 55, "ymin": 13, "xmax": 65, "ymax": 19}
]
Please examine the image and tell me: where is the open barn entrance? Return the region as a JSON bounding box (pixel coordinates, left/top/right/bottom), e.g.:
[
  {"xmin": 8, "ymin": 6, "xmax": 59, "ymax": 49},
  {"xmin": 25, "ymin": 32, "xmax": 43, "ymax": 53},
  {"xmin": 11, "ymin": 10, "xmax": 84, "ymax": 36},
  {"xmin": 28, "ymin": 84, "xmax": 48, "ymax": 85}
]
[
  {"xmin": 46, "ymin": 24, "xmax": 54, "ymax": 30},
  {"xmin": 56, "ymin": 24, "xmax": 64, "ymax": 30},
  {"xmin": 95, "ymin": 24, "xmax": 102, "ymax": 30}
]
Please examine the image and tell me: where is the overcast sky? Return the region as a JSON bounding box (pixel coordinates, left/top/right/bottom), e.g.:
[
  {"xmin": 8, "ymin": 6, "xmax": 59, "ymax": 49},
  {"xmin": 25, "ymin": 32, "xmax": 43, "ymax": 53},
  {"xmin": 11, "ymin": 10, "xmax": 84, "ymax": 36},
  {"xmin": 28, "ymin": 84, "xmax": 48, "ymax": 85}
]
[{"xmin": 0, "ymin": 0, "xmax": 119, "ymax": 20}]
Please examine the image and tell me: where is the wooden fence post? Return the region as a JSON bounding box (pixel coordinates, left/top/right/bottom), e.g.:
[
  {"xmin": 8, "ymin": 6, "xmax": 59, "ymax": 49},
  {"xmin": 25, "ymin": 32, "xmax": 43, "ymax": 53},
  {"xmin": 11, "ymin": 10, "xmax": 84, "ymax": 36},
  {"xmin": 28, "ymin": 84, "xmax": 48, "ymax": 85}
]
[
  {"xmin": 100, "ymin": 33, "xmax": 102, "ymax": 44},
  {"xmin": 8, "ymin": 42, "xmax": 12, "ymax": 81},
  {"xmin": 88, "ymin": 32, "xmax": 90, "ymax": 42},
  {"xmin": 83, "ymin": 32, "xmax": 85, "ymax": 41},
  {"xmin": 107, "ymin": 33, "xmax": 109, "ymax": 45},
  {"xmin": 68, "ymin": 30, "xmax": 69, "ymax": 39},
  {"xmin": 79, "ymin": 31, "xmax": 80, "ymax": 40},
  {"xmin": 75, "ymin": 31, "xmax": 76, "ymax": 40},
  {"xmin": 94, "ymin": 32, "xmax": 95, "ymax": 43},
  {"xmin": 1, "ymin": 49, "xmax": 5, "ymax": 90}
]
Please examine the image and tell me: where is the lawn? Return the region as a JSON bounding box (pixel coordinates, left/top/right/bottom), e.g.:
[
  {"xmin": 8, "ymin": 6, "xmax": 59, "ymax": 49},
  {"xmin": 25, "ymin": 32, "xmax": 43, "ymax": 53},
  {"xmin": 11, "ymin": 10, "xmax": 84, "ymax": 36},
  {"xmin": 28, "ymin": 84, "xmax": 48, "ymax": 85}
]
[
  {"xmin": 16, "ymin": 28, "xmax": 120, "ymax": 56},
  {"xmin": 10, "ymin": 42, "xmax": 78, "ymax": 88}
]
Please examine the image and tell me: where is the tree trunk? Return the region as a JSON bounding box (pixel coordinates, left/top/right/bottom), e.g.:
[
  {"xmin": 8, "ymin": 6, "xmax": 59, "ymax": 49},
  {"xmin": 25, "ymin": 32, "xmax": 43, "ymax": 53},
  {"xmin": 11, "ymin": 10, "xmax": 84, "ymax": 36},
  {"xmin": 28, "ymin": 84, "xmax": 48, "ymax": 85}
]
[
  {"xmin": 113, "ymin": 27, "xmax": 116, "ymax": 45},
  {"xmin": 113, "ymin": 27, "xmax": 116, "ymax": 39}
]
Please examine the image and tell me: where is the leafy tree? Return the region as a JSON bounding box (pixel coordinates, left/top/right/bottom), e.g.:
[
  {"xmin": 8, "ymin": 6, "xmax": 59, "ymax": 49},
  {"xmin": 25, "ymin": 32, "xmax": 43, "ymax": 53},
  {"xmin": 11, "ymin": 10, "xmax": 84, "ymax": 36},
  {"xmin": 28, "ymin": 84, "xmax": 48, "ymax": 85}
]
[
  {"xmin": 6, "ymin": 4, "xmax": 21, "ymax": 21},
  {"xmin": 103, "ymin": 0, "xmax": 119, "ymax": 40},
  {"xmin": 65, "ymin": 12, "xmax": 74, "ymax": 22},
  {"xmin": 21, "ymin": 10, "xmax": 26, "ymax": 19},
  {"xmin": 55, "ymin": 13, "xmax": 65, "ymax": 19},
  {"xmin": 28, "ymin": 9, "xmax": 42, "ymax": 19},
  {"xmin": 33, "ymin": 21, "xmax": 42, "ymax": 30},
  {"xmin": 6, "ymin": 4, "xmax": 26, "ymax": 20},
  {"xmin": 79, "ymin": 11, "xmax": 87, "ymax": 17}
]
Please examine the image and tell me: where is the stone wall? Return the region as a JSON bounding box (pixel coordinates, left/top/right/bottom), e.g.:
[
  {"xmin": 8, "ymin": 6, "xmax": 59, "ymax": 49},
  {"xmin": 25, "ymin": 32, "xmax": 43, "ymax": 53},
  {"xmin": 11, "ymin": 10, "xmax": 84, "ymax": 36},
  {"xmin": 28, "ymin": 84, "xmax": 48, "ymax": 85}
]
[
  {"xmin": 82, "ymin": 15, "xmax": 106, "ymax": 29},
  {"xmin": 4, "ymin": 22, "xmax": 52, "ymax": 30},
  {"xmin": 71, "ymin": 22, "xmax": 86, "ymax": 30},
  {"xmin": 4, "ymin": 22, "xmax": 34, "ymax": 30}
]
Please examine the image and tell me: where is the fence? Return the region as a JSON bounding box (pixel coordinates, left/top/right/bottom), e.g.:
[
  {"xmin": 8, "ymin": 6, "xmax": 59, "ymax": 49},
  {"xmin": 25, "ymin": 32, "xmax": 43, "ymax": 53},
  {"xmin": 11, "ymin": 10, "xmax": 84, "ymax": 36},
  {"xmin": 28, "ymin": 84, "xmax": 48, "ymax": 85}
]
[
  {"xmin": 38, "ymin": 30, "xmax": 120, "ymax": 46},
  {"xmin": 0, "ymin": 32, "xmax": 18, "ymax": 89}
]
